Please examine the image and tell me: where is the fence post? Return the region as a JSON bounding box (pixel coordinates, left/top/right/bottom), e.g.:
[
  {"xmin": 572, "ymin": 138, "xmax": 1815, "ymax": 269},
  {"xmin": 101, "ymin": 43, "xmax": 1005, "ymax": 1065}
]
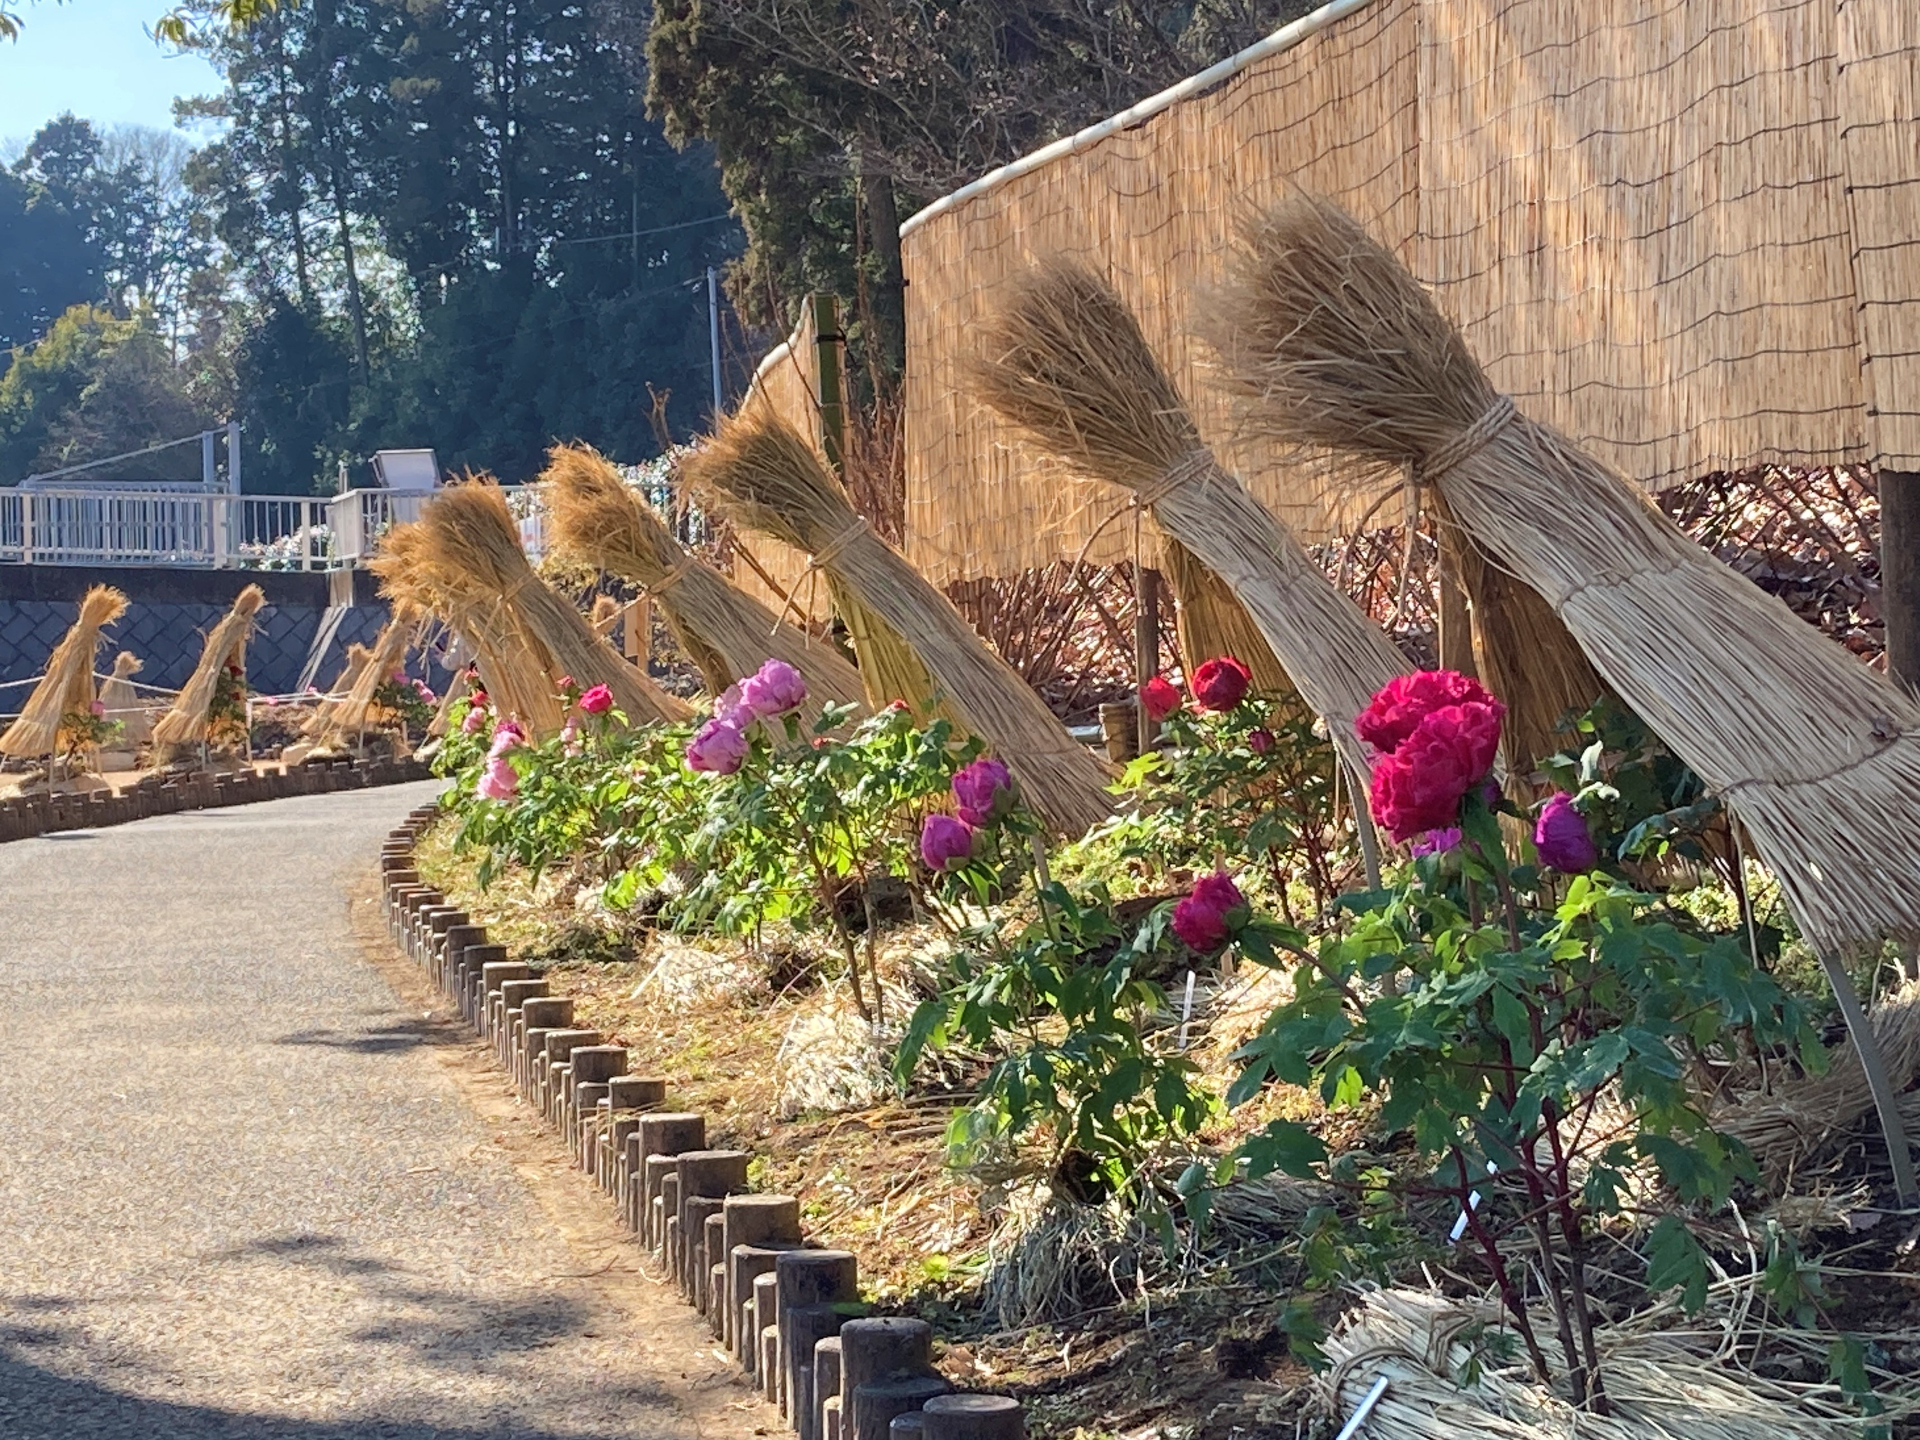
[{"xmin": 811, "ymin": 293, "xmax": 846, "ymax": 476}]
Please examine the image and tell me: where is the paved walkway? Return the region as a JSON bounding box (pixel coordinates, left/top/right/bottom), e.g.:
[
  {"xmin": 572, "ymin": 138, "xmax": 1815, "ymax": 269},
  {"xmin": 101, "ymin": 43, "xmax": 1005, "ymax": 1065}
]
[{"xmin": 0, "ymin": 783, "xmax": 748, "ymax": 1439}]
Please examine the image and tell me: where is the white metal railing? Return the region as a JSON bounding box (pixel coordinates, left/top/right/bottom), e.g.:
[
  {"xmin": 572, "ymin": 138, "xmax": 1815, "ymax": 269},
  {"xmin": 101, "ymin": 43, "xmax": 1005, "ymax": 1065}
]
[{"xmin": 0, "ymin": 485, "xmax": 540, "ymax": 570}]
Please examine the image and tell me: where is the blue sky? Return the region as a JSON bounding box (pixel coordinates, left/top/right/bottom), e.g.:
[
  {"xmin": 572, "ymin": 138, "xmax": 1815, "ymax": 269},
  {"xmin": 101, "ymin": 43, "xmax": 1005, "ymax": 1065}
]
[{"xmin": 0, "ymin": 0, "xmax": 223, "ymax": 150}]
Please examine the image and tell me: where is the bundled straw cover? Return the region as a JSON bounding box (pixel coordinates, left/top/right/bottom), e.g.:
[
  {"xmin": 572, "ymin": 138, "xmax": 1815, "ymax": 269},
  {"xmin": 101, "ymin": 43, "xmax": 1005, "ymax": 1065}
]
[
  {"xmin": 1156, "ymin": 538, "xmax": 1294, "ymax": 698},
  {"xmin": 541, "ymin": 442, "xmax": 868, "ymax": 725},
  {"xmin": 153, "ymin": 584, "xmax": 265, "ymax": 749},
  {"xmin": 0, "ymin": 585, "xmax": 128, "ymax": 758},
  {"xmin": 968, "ymin": 258, "xmax": 1408, "ymax": 788},
  {"xmin": 1206, "ymin": 194, "xmax": 1920, "ymax": 956},
  {"xmin": 684, "ymin": 408, "xmax": 1112, "ymax": 836},
  {"xmin": 98, "ymin": 650, "xmax": 150, "ymax": 746},
  {"xmin": 314, "ymin": 613, "xmax": 415, "ymax": 748},
  {"xmin": 417, "ymin": 481, "xmax": 690, "ymax": 729},
  {"xmin": 371, "ymin": 523, "xmax": 563, "ymax": 736}
]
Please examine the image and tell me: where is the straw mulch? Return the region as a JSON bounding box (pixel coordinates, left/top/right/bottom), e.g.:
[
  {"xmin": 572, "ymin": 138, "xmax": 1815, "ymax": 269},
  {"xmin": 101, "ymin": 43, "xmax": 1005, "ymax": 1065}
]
[
  {"xmin": 0, "ymin": 586, "xmax": 128, "ymax": 759},
  {"xmin": 1204, "ymin": 194, "xmax": 1920, "ymax": 958},
  {"xmin": 372, "ymin": 523, "xmax": 564, "ymax": 737},
  {"xmin": 153, "ymin": 584, "xmax": 265, "ymax": 750},
  {"xmin": 1716, "ymin": 986, "xmax": 1920, "ymax": 1186},
  {"xmin": 1322, "ymin": 1287, "xmax": 1907, "ymax": 1439},
  {"xmin": 683, "ymin": 408, "xmax": 1112, "ymax": 836},
  {"xmin": 967, "ymin": 259, "xmax": 1407, "ymax": 789},
  {"xmin": 539, "ymin": 443, "xmax": 868, "ymax": 725},
  {"xmin": 416, "ymin": 481, "xmax": 690, "ymax": 728},
  {"xmin": 98, "ymin": 650, "xmax": 151, "ymax": 746}
]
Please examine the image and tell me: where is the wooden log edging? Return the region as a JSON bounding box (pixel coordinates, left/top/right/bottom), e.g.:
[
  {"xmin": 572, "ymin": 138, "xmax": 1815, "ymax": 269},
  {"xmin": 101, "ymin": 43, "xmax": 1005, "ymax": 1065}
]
[
  {"xmin": 379, "ymin": 818, "xmax": 1029, "ymax": 1440},
  {"xmin": 0, "ymin": 756, "xmax": 436, "ymax": 844}
]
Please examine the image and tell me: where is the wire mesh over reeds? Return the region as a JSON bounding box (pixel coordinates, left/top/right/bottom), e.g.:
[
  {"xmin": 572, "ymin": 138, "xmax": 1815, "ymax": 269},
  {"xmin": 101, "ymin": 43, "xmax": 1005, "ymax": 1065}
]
[
  {"xmin": 0, "ymin": 585, "xmax": 127, "ymax": 759},
  {"xmin": 539, "ymin": 443, "xmax": 868, "ymax": 725},
  {"xmin": 1205, "ymin": 194, "xmax": 1920, "ymax": 958},
  {"xmin": 98, "ymin": 650, "xmax": 150, "ymax": 746},
  {"xmin": 153, "ymin": 584, "xmax": 264, "ymax": 749},
  {"xmin": 417, "ymin": 481, "xmax": 691, "ymax": 729},
  {"xmin": 967, "ymin": 258, "xmax": 1408, "ymax": 790},
  {"xmin": 684, "ymin": 408, "xmax": 1113, "ymax": 836}
]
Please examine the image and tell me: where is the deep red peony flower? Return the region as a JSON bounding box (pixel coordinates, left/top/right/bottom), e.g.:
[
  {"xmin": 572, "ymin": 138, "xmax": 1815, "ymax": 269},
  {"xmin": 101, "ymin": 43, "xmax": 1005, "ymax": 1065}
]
[
  {"xmin": 1366, "ymin": 700, "xmax": 1505, "ymax": 842},
  {"xmin": 1190, "ymin": 656, "xmax": 1252, "ymax": 712},
  {"xmin": 1172, "ymin": 870, "xmax": 1248, "ymax": 950},
  {"xmin": 1248, "ymin": 727, "xmax": 1275, "ymax": 755},
  {"xmin": 1355, "ymin": 669, "xmax": 1501, "ymax": 757},
  {"xmin": 1140, "ymin": 676, "xmax": 1182, "ymax": 723}
]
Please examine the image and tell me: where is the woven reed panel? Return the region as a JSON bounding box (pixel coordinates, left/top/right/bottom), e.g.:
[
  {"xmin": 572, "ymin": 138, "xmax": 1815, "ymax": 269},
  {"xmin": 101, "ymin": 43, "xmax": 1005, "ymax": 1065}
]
[
  {"xmin": 1835, "ymin": 0, "xmax": 1920, "ymax": 470},
  {"xmin": 900, "ymin": 0, "xmax": 1419, "ymax": 587},
  {"xmin": 732, "ymin": 305, "xmax": 834, "ymax": 620},
  {"xmin": 1420, "ymin": 0, "xmax": 1870, "ymax": 486}
]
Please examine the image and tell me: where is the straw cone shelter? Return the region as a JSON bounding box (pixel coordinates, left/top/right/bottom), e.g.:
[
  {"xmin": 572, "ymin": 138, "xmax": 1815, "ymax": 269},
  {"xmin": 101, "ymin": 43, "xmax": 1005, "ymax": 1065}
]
[
  {"xmin": 300, "ymin": 642, "xmax": 372, "ymax": 739},
  {"xmin": 153, "ymin": 584, "xmax": 265, "ymax": 751},
  {"xmin": 684, "ymin": 408, "xmax": 1112, "ymax": 836},
  {"xmin": 0, "ymin": 588, "xmax": 123, "ymax": 758},
  {"xmin": 370, "ymin": 524, "xmax": 563, "ymax": 736},
  {"xmin": 968, "ymin": 259, "xmax": 1408, "ymax": 799},
  {"xmin": 312, "ymin": 614, "xmax": 415, "ymax": 749},
  {"xmin": 540, "ymin": 443, "xmax": 868, "ymax": 726},
  {"xmin": 97, "ymin": 650, "xmax": 151, "ymax": 746},
  {"xmin": 0, "ymin": 586, "xmax": 127, "ymax": 760},
  {"xmin": 411, "ymin": 481, "xmax": 691, "ymax": 728},
  {"xmin": 1206, "ymin": 192, "xmax": 1920, "ymax": 1198},
  {"xmin": 1156, "ymin": 538, "xmax": 1294, "ymax": 697}
]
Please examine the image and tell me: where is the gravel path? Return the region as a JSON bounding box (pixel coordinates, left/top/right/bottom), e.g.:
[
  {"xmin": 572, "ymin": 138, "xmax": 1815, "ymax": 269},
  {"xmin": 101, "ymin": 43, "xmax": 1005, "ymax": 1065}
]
[{"xmin": 0, "ymin": 782, "xmax": 754, "ymax": 1439}]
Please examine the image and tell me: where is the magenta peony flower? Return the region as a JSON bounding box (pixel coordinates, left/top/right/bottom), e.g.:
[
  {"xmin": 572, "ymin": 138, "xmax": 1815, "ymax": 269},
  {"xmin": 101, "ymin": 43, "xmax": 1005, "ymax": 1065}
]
[
  {"xmin": 89, "ymin": 698, "xmax": 106, "ymax": 717},
  {"xmin": 1248, "ymin": 727, "xmax": 1274, "ymax": 755},
  {"xmin": 1140, "ymin": 675, "xmax": 1183, "ymax": 723},
  {"xmin": 488, "ymin": 718, "xmax": 526, "ymax": 759},
  {"xmin": 714, "ymin": 682, "xmax": 746, "ymax": 723},
  {"xmin": 1355, "ymin": 669, "xmax": 1500, "ymax": 757},
  {"xmin": 1191, "ymin": 656, "xmax": 1252, "ymax": 712},
  {"xmin": 390, "ymin": 668, "xmax": 408, "ymax": 684},
  {"xmin": 1534, "ymin": 792, "xmax": 1599, "ymax": 872},
  {"xmin": 951, "ymin": 756, "xmax": 1013, "ymax": 828},
  {"xmin": 1172, "ymin": 869, "xmax": 1248, "ymax": 951},
  {"xmin": 919, "ymin": 814, "xmax": 975, "ymax": 871},
  {"xmin": 578, "ymin": 683, "xmax": 614, "ymax": 715},
  {"xmin": 1410, "ymin": 826, "xmax": 1463, "ymax": 857},
  {"xmin": 738, "ymin": 658, "xmax": 808, "ymax": 719},
  {"xmin": 476, "ymin": 754, "xmax": 518, "ymax": 801},
  {"xmin": 686, "ymin": 716, "xmax": 748, "ymax": 774}
]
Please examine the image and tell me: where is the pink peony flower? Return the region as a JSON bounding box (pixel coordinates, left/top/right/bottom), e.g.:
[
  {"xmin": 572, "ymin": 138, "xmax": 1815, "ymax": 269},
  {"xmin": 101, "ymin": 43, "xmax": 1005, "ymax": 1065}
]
[
  {"xmin": 1140, "ymin": 675, "xmax": 1183, "ymax": 723},
  {"xmin": 561, "ymin": 718, "xmax": 582, "ymax": 756},
  {"xmin": 1355, "ymin": 669, "xmax": 1500, "ymax": 757},
  {"xmin": 1172, "ymin": 870, "xmax": 1248, "ymax": 951},
  {"xmin": 391, "ymin": 668, "xmax": 408, "ymax": 684},
  {"xmin": 1191, "ymin": 656, "xmax": 1252, "ymax": 712},
  {"xmin": 556, "ymin": 675, "xmax": 576, "ymax": 693},
  {"xmin": 578, "ymin": 683, "xmax": 614, "ymax": 715},
  {"xmin": 1248, "ymin": 727, "xmax": 1274, "ymax": 755},
  {"xmin": 461, "ymin": 705, "xmax": 489, "ymax": 735},
  {"xmin": 686, "ymin": 716, "xmax": 748, "ymax": 774},
  {"xmin": 714, "ymin": 683, "xmax": 746, "ymax": 723},
  {"xmin": 89, "ymin": 698, "xmax": 106, "ymax": 717},
  {"xmin": 919, "ymin": 814, "xmax": 975, "ymax": 871},
  {"xmin": 738, "ymin": 658, "xmax": 808, "ymax": 719},
  {"xmin": 1534, "ymin": 792, "xmax": 1599, "ymax": 872},
  {"xmin": 951, "ymin": 756, "xmax": 1013, "ymax": 828},
  {"xmin": 476, "ymin": 754, "xmax": 518, "ymax": 801},
  {"xmin": 488, "ymin": 719, "xmax": 526, "ymax": 760}
]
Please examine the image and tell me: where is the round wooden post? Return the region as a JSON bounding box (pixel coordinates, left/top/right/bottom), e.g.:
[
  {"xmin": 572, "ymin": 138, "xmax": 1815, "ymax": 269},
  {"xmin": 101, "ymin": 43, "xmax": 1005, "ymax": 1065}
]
[
  {"xmin": 852, "ymin": 1377, "xmax": 949, "ymax": 1440},
  {"xmin": 920, "ymin": 1396, "xmax": 1024, "ymax": 1440}
]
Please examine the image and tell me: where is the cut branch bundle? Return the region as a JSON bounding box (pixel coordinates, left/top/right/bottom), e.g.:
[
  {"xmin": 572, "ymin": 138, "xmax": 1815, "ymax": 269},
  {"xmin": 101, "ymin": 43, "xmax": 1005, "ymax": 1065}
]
[
  {"xmin": 153, "ymin": 584, "xmax": 264, "ymax": 750},
  {"xmin": 0, "ymin": 585, "xmax": 127, "ymax": 759},
  {"xmin": 684, "ymin": 408, "xmax": 1112, "ymax": 836},
  {"xmin": 540, "ymin": 442, "xmax": 867, "ymax": 726}
]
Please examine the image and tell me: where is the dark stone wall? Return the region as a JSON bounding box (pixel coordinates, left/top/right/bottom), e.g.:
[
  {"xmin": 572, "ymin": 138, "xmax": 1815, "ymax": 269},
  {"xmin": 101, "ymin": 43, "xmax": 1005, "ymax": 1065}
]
[{"xmin": 0, "ymin": 566, "xmax": 399, "ymax": 700}]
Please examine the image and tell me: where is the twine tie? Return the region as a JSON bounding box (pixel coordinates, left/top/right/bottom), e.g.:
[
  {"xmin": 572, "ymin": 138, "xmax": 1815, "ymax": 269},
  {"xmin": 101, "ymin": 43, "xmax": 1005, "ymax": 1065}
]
[
  {"xmin": 1417, "ymin": 395, "xmax": 1517, "ymax": 484},
  {"xmin": 1135, "ymin": 448, "xmax": 1217, "ymax": 510},
  {"xmin": 648, "ymin": 557, "xmax": 695, "ymax": 595}
]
